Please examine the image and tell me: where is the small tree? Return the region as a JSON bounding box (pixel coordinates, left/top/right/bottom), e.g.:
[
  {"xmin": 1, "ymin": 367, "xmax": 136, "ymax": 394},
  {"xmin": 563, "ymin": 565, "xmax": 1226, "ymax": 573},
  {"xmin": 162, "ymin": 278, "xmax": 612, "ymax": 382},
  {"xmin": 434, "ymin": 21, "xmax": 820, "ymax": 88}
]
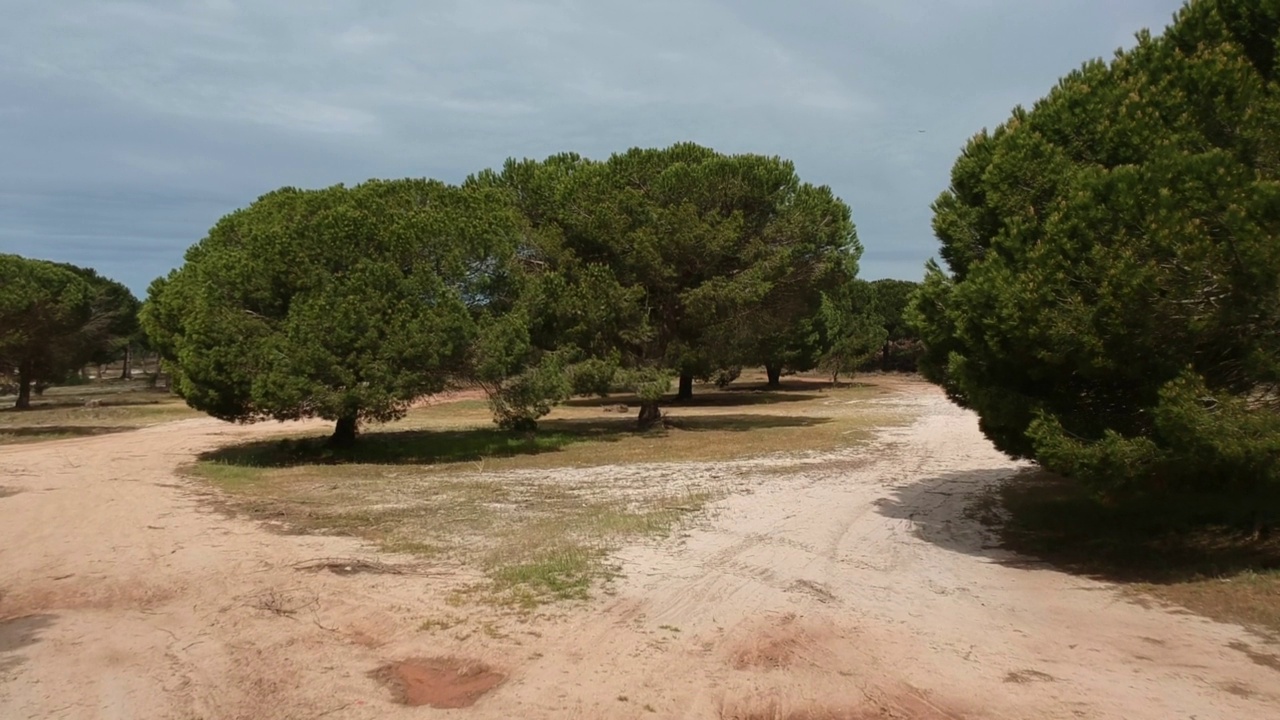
[{"xmin": 141, "ymin": 180, "xmax": 520, "ymax": 445}]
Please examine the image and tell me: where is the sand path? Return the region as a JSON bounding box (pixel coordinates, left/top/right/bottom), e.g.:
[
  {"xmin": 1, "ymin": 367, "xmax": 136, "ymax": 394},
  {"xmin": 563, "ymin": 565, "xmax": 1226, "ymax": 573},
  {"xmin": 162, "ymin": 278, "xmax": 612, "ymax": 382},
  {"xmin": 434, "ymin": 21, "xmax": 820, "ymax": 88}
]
[{"xmin": 1, "ymin": 381, "xmax": 1276, "ymax": 719}]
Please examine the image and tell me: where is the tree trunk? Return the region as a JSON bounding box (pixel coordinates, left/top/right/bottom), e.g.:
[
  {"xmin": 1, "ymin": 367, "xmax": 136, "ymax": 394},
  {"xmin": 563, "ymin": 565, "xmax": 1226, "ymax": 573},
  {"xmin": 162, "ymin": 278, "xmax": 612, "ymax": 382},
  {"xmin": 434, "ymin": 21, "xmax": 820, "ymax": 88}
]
[
  {"xmin": 637, "ymin": 402, "xmax": 662, "ymax": 429},
  {"xmin": 15, "ymin": 364, "xmax": 32, "ymax": 410},
  {"xmin": 881, "ymin": 342, "xmax": 891, "ymax": 372},
  {"xmin": 330, "ymin": 415, "xmax": 358, "ymax": 447},
  {"xmin": 119, "ymin": 346, "xmax": 132, "ymax": 380},
  {"xmin": 765, "ymin": 365, "xmax": 782, "ymax": 388},
  {"xmin": 677, "ymin": 373, "xmax": 694, "ymax": 401}
]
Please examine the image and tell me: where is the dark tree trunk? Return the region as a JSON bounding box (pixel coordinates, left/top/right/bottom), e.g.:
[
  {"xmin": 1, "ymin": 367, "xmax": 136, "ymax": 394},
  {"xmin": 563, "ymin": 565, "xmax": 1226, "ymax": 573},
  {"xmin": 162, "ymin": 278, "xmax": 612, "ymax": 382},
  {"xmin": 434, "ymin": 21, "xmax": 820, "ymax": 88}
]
[
  {"xmin": 765, "ymin": 365, "xmax": 782, "ymax": 388},
  {"xmin": 637, "ymin": 401, "xmax": 662, "ymax": 429},
  {"xmin": 677, "ymin": 373, "xmax": 694, "ymax": 401},
  {"xmin": 119, "ymin": 346, "xmax": 132, "ymax": 380},
  {"xmin": 881, "ymin": 342, "xmax": 891, "ymax": 372},
  {"xmin": 15, "ymin": 364, "xmax": 32, "ymax": 410},
  {"xmin": 330, "ymin": 415, "xmax": 358, "ymax": 447}
]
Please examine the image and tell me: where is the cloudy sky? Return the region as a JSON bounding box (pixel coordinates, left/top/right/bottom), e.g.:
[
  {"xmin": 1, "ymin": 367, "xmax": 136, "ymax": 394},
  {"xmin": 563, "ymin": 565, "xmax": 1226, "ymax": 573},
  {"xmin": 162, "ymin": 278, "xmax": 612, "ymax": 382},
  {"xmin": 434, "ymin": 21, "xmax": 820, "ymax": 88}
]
[{"xmin": 1, "ymin": 0, "xmax": 1185, "ymax": 296}]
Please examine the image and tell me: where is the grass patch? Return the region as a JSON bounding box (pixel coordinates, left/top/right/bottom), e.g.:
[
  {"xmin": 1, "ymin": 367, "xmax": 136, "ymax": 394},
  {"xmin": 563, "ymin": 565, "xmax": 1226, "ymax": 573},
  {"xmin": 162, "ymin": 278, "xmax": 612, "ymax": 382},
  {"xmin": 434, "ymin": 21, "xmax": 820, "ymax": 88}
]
[
  {"xmin": 994, "ymin": 471, "xmax": 1280, "ymax": 635},
  {"xmin": 0, "ymin": 381, "xmax": 199, "ymax": 445},
  {"xmin": 188, "ymin": 374, "xmax": 909, "ymax": 605},
  {"xmin": 190, "ymin": 458, "xmax": 714, "ymax": 607}
]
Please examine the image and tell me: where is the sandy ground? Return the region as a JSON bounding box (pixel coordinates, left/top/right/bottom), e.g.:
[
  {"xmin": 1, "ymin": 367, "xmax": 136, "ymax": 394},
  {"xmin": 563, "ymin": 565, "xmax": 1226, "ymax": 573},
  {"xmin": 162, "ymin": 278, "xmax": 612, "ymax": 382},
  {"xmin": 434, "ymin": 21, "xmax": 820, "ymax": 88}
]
[{"xmin": 1, "ymin": 380, "xmax": 1278, "ymax": 719}]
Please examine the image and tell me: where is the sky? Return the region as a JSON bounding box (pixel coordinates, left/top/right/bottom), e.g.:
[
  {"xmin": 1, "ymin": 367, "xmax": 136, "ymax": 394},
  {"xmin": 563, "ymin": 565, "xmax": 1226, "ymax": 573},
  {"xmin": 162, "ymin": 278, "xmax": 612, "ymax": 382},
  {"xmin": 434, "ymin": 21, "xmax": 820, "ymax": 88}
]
[{"xmin": 0, "ymin": 0, "xmax": 1187, "ymax": 297}]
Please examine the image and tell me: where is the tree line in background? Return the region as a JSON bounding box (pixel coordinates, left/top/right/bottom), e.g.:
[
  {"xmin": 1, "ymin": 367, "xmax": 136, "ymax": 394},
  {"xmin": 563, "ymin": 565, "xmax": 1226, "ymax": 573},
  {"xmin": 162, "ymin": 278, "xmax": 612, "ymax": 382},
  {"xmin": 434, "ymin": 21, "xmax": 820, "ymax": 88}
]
[
  {"xmin": 2, "ymin": 144, "xmax": 921, "ymax": 443},
  {"xmin": 138, "ymin": 144, "xmax": 919, "ymax": 443},
  {"xmin": 0, "ymin": 255, "xmax": 147, "ymax": 408}
]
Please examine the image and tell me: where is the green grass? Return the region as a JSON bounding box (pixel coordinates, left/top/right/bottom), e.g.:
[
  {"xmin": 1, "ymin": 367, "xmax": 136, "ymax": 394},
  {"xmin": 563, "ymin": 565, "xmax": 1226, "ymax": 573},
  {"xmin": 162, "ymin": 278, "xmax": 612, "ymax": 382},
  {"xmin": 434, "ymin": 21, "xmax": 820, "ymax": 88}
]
[{"xmin": 991, "ymin": 471, "xmax": 1280, "ymax": 635}]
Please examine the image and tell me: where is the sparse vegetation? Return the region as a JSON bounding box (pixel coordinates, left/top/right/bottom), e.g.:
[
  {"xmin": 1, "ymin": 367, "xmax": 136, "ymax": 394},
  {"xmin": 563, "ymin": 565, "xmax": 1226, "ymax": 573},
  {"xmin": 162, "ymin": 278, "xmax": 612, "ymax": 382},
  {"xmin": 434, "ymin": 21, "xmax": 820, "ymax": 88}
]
[{"xmin": 186, "ymin": 377, "xmax": 901, "ymax": 605}]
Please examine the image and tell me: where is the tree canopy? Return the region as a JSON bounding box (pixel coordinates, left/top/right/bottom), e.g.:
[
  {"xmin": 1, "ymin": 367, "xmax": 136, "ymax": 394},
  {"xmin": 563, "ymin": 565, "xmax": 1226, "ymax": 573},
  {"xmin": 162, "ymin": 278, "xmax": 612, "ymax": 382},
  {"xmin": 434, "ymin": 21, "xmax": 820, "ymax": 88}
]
[
  {"xmin": 911, "ymin": 0, "xmax": 1280, "ymax": 496},
  {"xmin": 473, "ymin": 142, "xmax": 861, "ymax": 426},
  {"xmin": 141, "ymin": 179, "xmax": 520, "ymax": 444}
]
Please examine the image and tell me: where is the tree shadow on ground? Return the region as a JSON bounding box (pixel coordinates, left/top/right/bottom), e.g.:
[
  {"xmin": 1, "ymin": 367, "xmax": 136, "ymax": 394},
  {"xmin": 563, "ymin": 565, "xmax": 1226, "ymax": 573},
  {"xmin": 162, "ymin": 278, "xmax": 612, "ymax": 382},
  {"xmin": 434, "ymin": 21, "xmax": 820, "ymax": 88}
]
[
  {"xmin": 561, "ymin": 376, "xmax": 875, "ymax": 410},
  {"xmin": 722, "ymin": 377, "xmax": 875, "ymax": 394},
  {"xmin": 564, "ymin": 390, "xmax": 825, "ymax": 409},
  {"xmin": 200, "ymin": 414, "xmax": 830, "ymax": 469},
  {"xmin": 0, "ymin": 613, "xmax": 56, "ymax": 677},
  {"xmin": 876, "ymin": 468, "xmax": 1280, "ymax": 586}
]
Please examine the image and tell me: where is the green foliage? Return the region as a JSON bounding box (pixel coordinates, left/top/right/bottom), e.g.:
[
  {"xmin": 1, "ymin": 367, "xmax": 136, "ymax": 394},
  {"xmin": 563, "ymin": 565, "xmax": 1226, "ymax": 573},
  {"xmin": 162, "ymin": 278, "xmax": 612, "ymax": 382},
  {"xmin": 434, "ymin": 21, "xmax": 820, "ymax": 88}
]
[
  {"xmin": 141, "ymin": 180, "xmax": 519, "ymax": 441},
  {"xmin": 843, "ymin": 278, "xmax": 923, "ymax": 372},
  {"xmin": 54, "ymin": 263, "xmax": 142, "ymax": 371},
  {"xmin": 865, "ymin": 279, "xmax": 919, "ymax": 343},
  {"xmin": 816, "ymin": 288, "xmax": 887, "ymax": 382},
  {"xmin": 0, "ymin": 254, "xmax": 138, "ymax": 406},
  {"xmin": 473, "ymin": 143, "xmax": 860, "ymax": 423},
  {"xmin": 914, "ymin": 0, "xmax": 1280, "ymax": 496},
  {"xmin": 0, "ymin": 255, "xmax": 94, "ymax": 406}
]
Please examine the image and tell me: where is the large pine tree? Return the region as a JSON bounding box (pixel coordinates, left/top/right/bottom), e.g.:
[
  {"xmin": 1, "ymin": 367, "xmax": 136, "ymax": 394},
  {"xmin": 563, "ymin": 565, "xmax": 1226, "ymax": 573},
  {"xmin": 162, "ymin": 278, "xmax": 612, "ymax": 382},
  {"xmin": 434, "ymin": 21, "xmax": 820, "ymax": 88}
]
[{"xmin": 912, "ymin": 0, "xmax": 1280, "ymax": 496}]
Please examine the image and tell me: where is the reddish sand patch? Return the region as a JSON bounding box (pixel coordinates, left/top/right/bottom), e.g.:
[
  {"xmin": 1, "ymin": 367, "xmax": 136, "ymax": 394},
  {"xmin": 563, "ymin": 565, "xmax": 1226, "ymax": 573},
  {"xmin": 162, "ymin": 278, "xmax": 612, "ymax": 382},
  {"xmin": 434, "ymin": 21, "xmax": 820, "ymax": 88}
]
[
  {"xmin": 373, "ymin": 657, "xmax": 505, "ymax": 708},
  {"xmin": 730, "ymin": 614, "xmax": 829, "ymax": 670}
]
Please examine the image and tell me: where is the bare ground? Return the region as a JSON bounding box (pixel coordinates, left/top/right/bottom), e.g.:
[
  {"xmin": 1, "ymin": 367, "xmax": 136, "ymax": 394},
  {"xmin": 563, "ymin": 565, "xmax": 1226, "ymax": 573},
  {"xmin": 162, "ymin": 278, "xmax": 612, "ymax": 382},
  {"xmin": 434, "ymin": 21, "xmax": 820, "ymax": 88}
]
[{"xmin": 1, "ymin": 380, "xmax": 1278, "ymax": 719}]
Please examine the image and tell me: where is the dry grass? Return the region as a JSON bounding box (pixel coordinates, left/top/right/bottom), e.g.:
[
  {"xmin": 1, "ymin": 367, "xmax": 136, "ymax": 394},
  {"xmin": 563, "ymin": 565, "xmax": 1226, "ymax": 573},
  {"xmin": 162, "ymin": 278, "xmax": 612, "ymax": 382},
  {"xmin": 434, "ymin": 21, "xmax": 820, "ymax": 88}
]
[
  {"xmin": 0, "ymin": 380, "xmax": 199, "ymax": 445},
  {"xmin": 188, "ymin": 374, "xmax": 909, "ymax": 605},
  {"xmin": 197, "ymin": 462, "xmax": 712, "ymax": 607}
]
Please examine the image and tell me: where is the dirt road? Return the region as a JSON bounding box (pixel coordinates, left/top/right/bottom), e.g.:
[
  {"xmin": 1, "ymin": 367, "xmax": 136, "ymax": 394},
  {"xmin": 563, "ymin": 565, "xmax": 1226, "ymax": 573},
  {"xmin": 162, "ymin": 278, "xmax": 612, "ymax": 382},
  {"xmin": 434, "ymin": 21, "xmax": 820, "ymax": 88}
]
[{"xmin": 2, "ymin": 382, "xmax": 1277, "ymax": 719}]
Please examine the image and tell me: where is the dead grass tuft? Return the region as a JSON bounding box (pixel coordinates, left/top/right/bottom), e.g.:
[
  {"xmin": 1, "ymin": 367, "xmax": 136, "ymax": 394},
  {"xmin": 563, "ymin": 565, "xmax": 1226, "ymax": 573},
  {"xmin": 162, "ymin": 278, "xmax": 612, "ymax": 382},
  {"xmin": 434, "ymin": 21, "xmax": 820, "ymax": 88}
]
[
  {"xmin": 246, "ymin": 588, "xmax": 319, "ymax": 617},
  {"xmin": 292, "ymin": 557, "xmax": 408, "ymax": 576},
  {"xmin": 1003, "ymin": 669, "xmax": 1056, "ymax": 684}
]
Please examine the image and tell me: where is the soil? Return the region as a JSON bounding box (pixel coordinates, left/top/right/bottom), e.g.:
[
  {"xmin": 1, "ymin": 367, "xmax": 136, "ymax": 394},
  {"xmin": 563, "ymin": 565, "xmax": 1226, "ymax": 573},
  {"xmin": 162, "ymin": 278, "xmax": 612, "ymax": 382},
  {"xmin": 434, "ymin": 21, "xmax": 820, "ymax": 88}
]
[
  {"xmin": 1, "ymin": 378, "xmax": 1279, "ymax": 719},
  {"xmin": 372, "ymin": 657, "xmax": 505, "ymax": 708}
]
